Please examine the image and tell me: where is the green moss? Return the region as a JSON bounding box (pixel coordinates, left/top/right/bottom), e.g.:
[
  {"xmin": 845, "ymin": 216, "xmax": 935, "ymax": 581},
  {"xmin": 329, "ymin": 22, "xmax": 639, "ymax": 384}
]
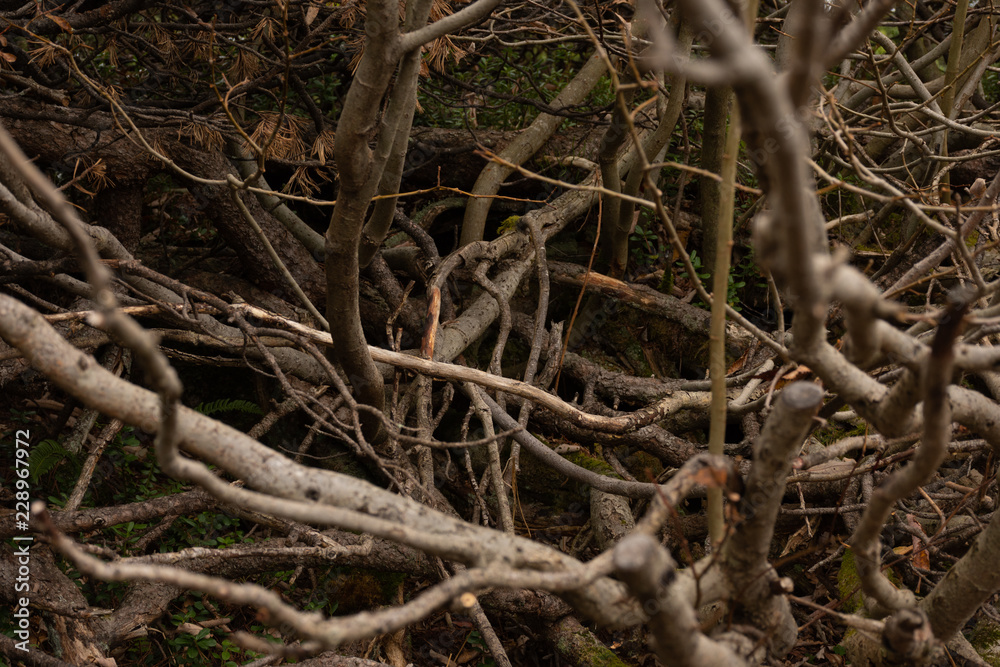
[
  {"xmin": 838, "ymin": 549, "xmax": 904, "ymax": 615},
  {"xmin": 812, "ymin": 416, "xmax": 868, "ymax": 446},
  {"xmin": 497, "ymin": 215, "xmax": 520, "ymax": 235},
  {"xmin": 968, "ymin": 618, "xmax": 1000, "ymax": 666},
  {"xmin": 838, "ymin": 550, "xmax": 865, "ymax": 613},
  {"xmin": 552, "ymin": 630, "xmax": 630, "ymax": 667},
  {"xmin": 564, "ymin": 450, "xmax": 619, "ymax": 478},
  {"xmin": 658, "ymin": 267, "xmax": 674, "ymax": 295},
  {"xmin": 514, "ymin": 441, "xmax": 588, "ymax": 509},
  {"xmin": 516, "ymin": 440, "xmax": 623, "ymax": 510}
]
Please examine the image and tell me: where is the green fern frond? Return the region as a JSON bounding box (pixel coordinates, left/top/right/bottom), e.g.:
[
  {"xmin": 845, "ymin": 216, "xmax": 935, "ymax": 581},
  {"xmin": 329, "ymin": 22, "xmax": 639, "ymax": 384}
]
[
  {"xmin": 194, "ymin": 398, "xmax": 263, "ymax": 417},
  {"xmin": 28, "ymin": 439, "xmax": 76, "ymax": 483}
]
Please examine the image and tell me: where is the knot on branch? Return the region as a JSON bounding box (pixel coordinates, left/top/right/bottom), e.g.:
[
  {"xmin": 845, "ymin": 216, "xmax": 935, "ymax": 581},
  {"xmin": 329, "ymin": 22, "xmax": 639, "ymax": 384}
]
[{"xmin": 882, "ymin": 608, "xmax": 935, "ymax": 664}]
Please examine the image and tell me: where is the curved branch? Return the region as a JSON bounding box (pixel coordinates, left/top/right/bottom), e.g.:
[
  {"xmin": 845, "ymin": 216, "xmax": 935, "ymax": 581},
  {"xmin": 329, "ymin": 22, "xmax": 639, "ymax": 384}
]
[
  {"xmin": 399, "ymin": 0, "xmax": 504, "ymax": 52},
  {"xmin": 615, "ymin": 533, "xmax": 752, "ymax": 667},
  {"xmin": 723, "ymin": 381, "xmax": 823, "ymax": 658},
  {"xmin": 459, "ymin": 53, "xmax": 607, "ymax": 245},
  {"xmin": 849, "ymin": 289, "xmax": 970, "ymax": 614}
]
